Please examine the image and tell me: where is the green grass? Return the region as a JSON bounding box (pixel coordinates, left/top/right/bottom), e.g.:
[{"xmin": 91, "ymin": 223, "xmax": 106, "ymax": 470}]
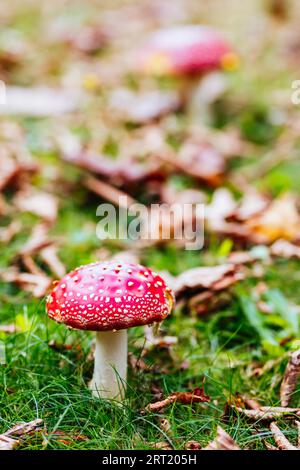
[{"xmin": 1, "ymin": 204, "xmax": 300, "ymax": 449}]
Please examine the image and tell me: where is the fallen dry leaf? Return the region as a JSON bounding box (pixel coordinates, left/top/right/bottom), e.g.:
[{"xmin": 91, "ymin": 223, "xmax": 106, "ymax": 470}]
[
  {"xmin": 40, "ymin": 245, "xmax": 66, "ymax": 278},
  {"xmin": 177, "ymin": 141, "xmax": 226, "ymax": 186},
  {"xmin": 0, "ymin": 86, "xmax": 80, "ymax": 117},
  {"xmin": 18, "ymin": 224, "xmax": 52, "ymax": 256},
  {"xmin": 0, "ymin": 152, "xmax": 19, "ymax": 191},
  {"xmin": 234, "ymin": 406, "xmax": 300, "ymax": 420},
  {"xmin": 280, "ymin": 349, "xmax": 300, "ymax": 407},
  {"xmin": 0, "ymin": 221, "xmax": 21, "ymax": 243},
  {"xmin": 207, "ymin": 190, "xmax": 300, "ymax": 244},
  {"xmin": 84, "ymin": 176, "xmax": 137, "ymax": 208},
  {"xmin": 173, "ymin": 264, "xmax": 244, "ymax": 299},
  {"xmin": 147, "ymin": 441, "xmax": 173, "ymax": 450},
  {"xmin": 14, "ymin": 189, "xmax": 58, "ymax": 223},
  {"xmin": 0, "ymin": 419, "xmax": 44, "ymax": 451},
  {"xmin": 0, "ymin": 268, "xmax": 52, "ymax": 298},
  {"xmin": 109, "ymin": 88, "xmax": 181, "ymax": 124},
  {"xmin": 128, "ymin": 352, "xmax": 150, "ymax": 372},
  {"xmin": 161, "ymin": 181, "xmax": 206, "ymax": 206},
  {"xmin": 50, "ymin": 22, "xmax": 108, "ymax": 55},
  {"xmin": 185, "ymin": 440, "xmax": 201, "ymax": 450},
  {"xmin": 228, "ymin": 190, "xmax": 269, "ymax": 222},
  {"xmin": 246, "ymin": 193, "xmax": 300, "ymax": 243},
  {"xmin": 145, "ymin": 387, "xmax": 210, "ymax": 412},
  {"xmin": 21, "ymin": 254, "xmax": 45, "ymax": 277},
  {"xmin": 0, "ymin": 151, "xmax": 37, "ymax": 192},
  {"xmin": 203, "ymin": 426, "xmax": 240, "ymax": 450},
  {"xmin": 170, "ymin": 263, "xmax": 244, "ymax": 315},
  {"xmin": 0, "ymin": 435, "xmax": 18, "ymax": 451},
  {"xmin": 269, "ymin": 422, "xmax": 298, "ymax": 450},
  {"xmin": 264, "ymin": 440, "xmax": 280, "ymax": 450},
  {"xmin": 47, "ymin": 430, "xmax": 88, "ymax": 446},
  {"xmin": 61, "ymin": 127, "xmax": 169, "ymax": 189},
  {"xmin": 271, "ymin": 239, "xmax": 300, "ymax": 259},
  {"xmin": 159, "ymin": 418, "xmax": 171, "ymax": 434}
]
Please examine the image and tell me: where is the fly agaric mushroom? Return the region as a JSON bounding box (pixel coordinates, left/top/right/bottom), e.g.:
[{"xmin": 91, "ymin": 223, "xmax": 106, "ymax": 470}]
[
  {"xmin": 46, "ymin": 261, "xmax": 174, "ymax": 400},
  {"xmin": 138, "ymin": 25, "xmax": 238, "ymax": 112}
]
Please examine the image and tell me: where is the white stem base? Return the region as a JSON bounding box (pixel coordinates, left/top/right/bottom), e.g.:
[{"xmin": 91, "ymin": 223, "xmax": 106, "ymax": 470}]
[{"xmin": 90, "ymin": 330, "xmax": 127, "ymax": 400}]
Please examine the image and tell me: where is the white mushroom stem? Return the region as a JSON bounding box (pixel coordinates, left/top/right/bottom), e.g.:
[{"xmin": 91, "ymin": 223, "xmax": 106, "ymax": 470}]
[{"xmin": 90, "ymin": 329, "xmax": 127, "ymax": 400}]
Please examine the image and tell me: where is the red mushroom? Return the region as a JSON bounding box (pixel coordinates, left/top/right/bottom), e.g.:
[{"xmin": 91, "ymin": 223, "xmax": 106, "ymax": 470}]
[
  {"xmin": 139, "ymin": 25, "xmax": 237, "ymax": 76},
  {"xmin": 138, "ymin": 25, "xmax": 238, "ymax": 111},
  {"xmin": 46, "ymin": 261, "xmax": 174, "ymax": 400}
]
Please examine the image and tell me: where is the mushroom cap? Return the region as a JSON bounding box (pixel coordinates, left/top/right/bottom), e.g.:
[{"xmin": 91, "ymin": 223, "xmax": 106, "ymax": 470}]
[
  {"xmin": 46, "ymin": 261, "xmax": 174, "ymax": 331},
  {"xmin": 139, "ymin": 25, "xmax": 234, "ymax": 76}
]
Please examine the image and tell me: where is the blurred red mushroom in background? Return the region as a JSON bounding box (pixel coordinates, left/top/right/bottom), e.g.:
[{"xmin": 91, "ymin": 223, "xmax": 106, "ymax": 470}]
[{"xmin": 137, "ymin": 25, "xmax": 239, "ymax": 117}]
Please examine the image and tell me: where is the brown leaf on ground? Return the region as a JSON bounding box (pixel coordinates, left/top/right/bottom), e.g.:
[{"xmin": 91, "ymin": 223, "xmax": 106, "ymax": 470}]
[
  {"xmin": 280, "ymin": 349, "xmax": 300, "ymax": 407},
  {"xmin": 84, "ymin": 176, "xmax": 137, "ymax": 208},
  {"xmin": 147, "ymin": 441, "xmax": 173, "ymax": 450},
  {"xmin": 264, "ymin": 440, "xmax": 280, "ymax": 450},
  {"xmin": 177, "ymin": 141, "xmax": 226, "ymax": 186},
  {"xmin": 269, "ymin": 422, "xmax": 298, "ymax": 450},
  {"xmin": 173, "ymin": 264, "xmax": 244, "ymax": 300},
  {"xmin": 0, "ymin": 419, "xmax": 44, "ymax": 450},
  {"xmin": 40, "ymin": 245, "xmax": 66, "ymax": 278},
  {"xmin": 0, "ymin": 221, "xmax": 22, "ymax": 243},
  {"xmin": 0, "ymin": 152, "xmax": 20, "ymax": 191},
  {"xmin": 234, "ymin": 406, "xmax": 300, "ymax": 420},
  {"xmin": 0, "ymin": 268, "xmax": 52, "ymax": 298},
  {"xmin": 203, "ymin": 426, "xmax": 240, "ymax": 450},
  {"xmin": 206, "ymin": 188, "xmax": 244, "ymax": 235},
  {"xmin": 158, "ymin": 141, "xmax": 226, "ymax": 187},
  {"xmin": 207, "ymin": 190, "xmax": 300, "ymax": 244},
  {"xmin": 128, "ymin": 353, "xmax": 150, "ymax": 372},
  {"xmin": 109, "ymin": 89, "xmax": 181, "ymax": 124},
  {"xmin": 145, "ymin": 387, "xmax": 210, "ymax": 412},
  {"xmin": 19, "ymin": 224, "xmax": 52, "ymax": 256},
  {"xmin": 62, "ymin": 127, "xmax": 169, "ymax": 189},
  {"xmin": 249, "ymin": 357, "xmax": 283, "ymax": 377},
  {"xmin": 0, "ymin": 435, "xmax": 18, "ymax": 450},
  {"xmin": 47, "ymin": 430, "xmax": 88, "ymax": 446},
  {"xmin": 21, "ymin": 254, "xmax": 45, "ymax": 276},
  {"xmin": 228, "ymin": 191, "xmax": 269, "ymax": 222},
  {"xmin": 159, "ymin": 418, "xmax": 171, "ymax": 434},
  {"xmin": 161, "ymin": 181, "xmax": 206, "ymax": 206},
  {"xmin": 185, "ymin": 440, "xmax": 202, "ymax": 450},
  {"xmin": 246, "ymin": 193, "xmax": 300, "ymax": 243},
  {"xmin": 0, "ymin": 86, "xmax": 80, "ymax": 117},
  {"xmin": 0, "ymin": 195, "xmax": 9, "ymax": 216},
  {"xmin": 170, "ymin": 263, "xmax": 244, "ymax": 315},
  {"xmin": 14, "ymin": 189, "xmax": 58, "ymax": 222},
  {"xmin": 240, "ymin": 396, "xmax": 261, "ymax": 410},
  {"xmin": 50, "ymin": 23, "xmax": 108, "ymax": 54},
  {"xmin": 271, "ymin": 239, "xmax": 300, "ymax": 259},
  {"xmin": 0, "ymin": 151, "xmax": 37, "ymax": 192}
]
